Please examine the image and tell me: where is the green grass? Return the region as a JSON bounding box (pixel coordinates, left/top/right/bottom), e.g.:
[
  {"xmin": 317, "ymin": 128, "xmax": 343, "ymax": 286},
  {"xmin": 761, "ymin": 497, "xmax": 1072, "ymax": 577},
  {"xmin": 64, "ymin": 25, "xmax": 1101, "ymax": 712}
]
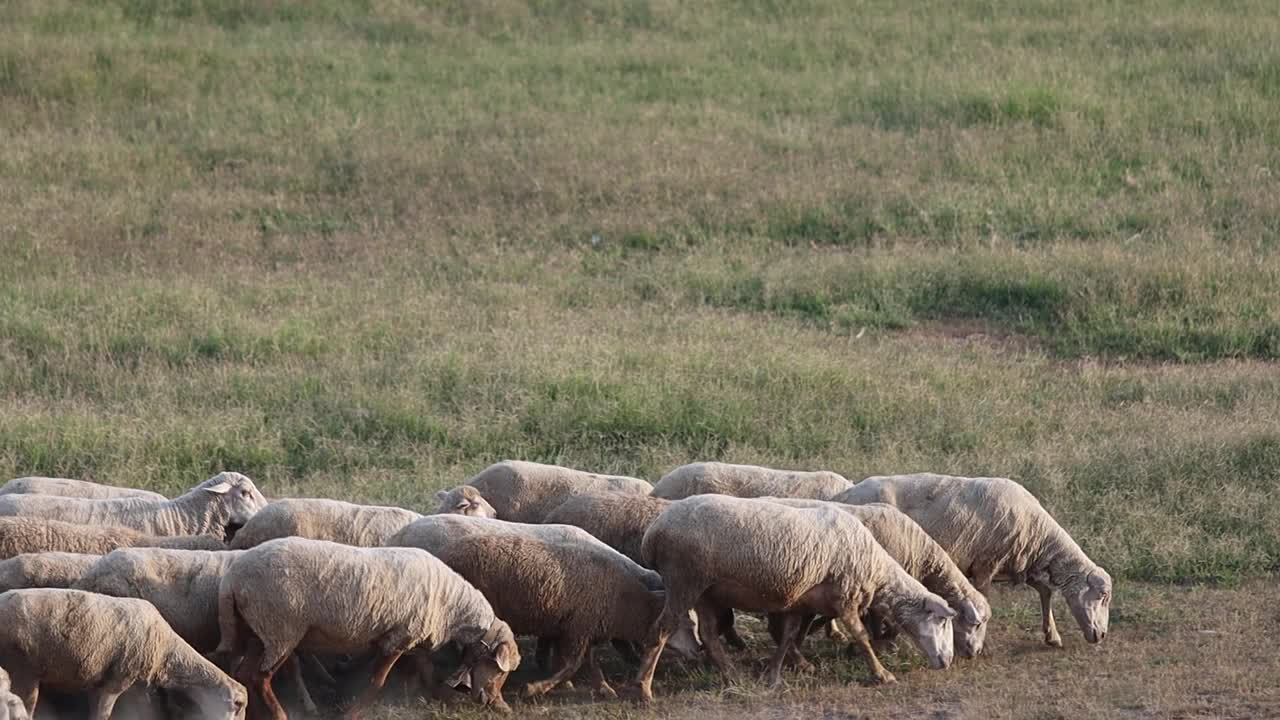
[{"xmin": 2, "ymin": 0, "xmax": 1280, "ymax": 589}]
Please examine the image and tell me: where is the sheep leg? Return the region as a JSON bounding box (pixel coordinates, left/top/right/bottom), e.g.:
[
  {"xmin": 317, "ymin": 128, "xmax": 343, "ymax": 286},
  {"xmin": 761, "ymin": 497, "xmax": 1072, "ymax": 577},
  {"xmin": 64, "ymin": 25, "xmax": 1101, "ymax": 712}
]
[
  {"xmin": 719, "ymin": 608, "xmax": 748, "ymax": 651},
  {"xmin": 694, "ymin": 598, "xmax": 737, "ymax": 679},
  {"xmin": 344, "ymin": 649, "xmax": 403, "ymax": 720},
  {"xmin": 584, "ymin": 645, "xmax": 618, "ymax": 699},
  {"xmin": 287, "ymin": 654, "xmax": 319, "ymax": 715},
  {"xmin": 523, "ymin": 637, "xmax": 586, "ymax": 698},
  {"xmin": 631, "ymin": 585, "xmax": 705, "ymax": 703},
  {"xmin": 9, "ymin": 674, "xmax": 37, "ymax": 718},
  {"xmin": 237, "ymin": 640, "xmax": 288, "ymax": 720},
  {"xmin": 89, "ymin": 683, "xmax": 130, "ymax": 720},
  {"xmin": 1029, "ymin": 579, "xmax": 1063, "ymax": 647},
  {"xmin": 767, "ymin": 613, "xmax": 813, "ymax": 671},
  {"xmin": 838, "ymin": 611, "xmax": 896, "ymax": 685},
  {"xmin": 764, "ymin": 613, "xmax": 801, "ymax": 689}
]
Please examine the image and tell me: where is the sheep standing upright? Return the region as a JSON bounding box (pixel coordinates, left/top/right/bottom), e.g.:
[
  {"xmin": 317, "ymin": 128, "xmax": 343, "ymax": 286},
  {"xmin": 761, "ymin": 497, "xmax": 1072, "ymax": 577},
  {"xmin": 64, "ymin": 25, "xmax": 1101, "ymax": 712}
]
[
  {"xmin": 229, "ymin": 498, "xmax": 422, "ymax": 549},
  {"xmin": 633, "ymin": 495, "xmax": 956, "ymax": 701},
  {"xmin": 0, "ymin": 588, "xmax": 247, "ymax": 720},
  {"xmin": 0, "ymin": 518, "xmax": 224, "ymax": 560},
  {"xmin": 434, "ymin": 460, "xmax": 651, "ymax": 523},
  {"xmin": 0, "ymin": 477, "xmax": 165, "ymax": 501},
  {"xmin": 217, "ymin": 538, "xmax": 519, "ymax": 719},
  {"xmin": 837, "ymin": 473, "xmax": 1113, "ymax": 646},
  {"xmin": 0, "ymin": 472, "xmax": 267, "ymax": 539},
  {"xmin": 651, "ymin": 462, "xmax": 852, "ymax": 501}
]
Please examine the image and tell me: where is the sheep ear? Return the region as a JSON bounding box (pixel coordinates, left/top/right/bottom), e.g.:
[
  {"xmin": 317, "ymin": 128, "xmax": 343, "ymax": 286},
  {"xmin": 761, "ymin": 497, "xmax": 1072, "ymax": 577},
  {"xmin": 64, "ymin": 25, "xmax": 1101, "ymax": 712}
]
[
  {"xmin": 926, "ymin": 598, "xmax": 956, "ymax": 619},
  {"xmin": 1088, "ymin": 572, "xmax": 1110, "ymax": 590},
  {"xmin": 204, "ymin": 482, "xmax": 233, "ymax": 495},
  {"xmin": 454, "ymin": 499, "xmax": 472, "ymax": 511},
  {"xmin": 494, "ymin": 640, "xmax": 519, "ymax": 672},
  {"xmin": 435, "ymin": 490, "xmax": 450, "ymax": 502},
  {"xmin": 445, "ymin": 665, "xmax": 471, "ymax": 689},
  {"xmin": 961, "ymin": 599, "xmax": 984, "ymax": 625}
]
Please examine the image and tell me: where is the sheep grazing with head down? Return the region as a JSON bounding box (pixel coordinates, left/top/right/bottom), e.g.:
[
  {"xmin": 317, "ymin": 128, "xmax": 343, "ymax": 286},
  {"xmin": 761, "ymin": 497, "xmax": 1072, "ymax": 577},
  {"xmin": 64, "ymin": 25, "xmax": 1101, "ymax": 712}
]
[
  {"xmin": 0, "ymin": 518, "xmax": 224, "ymax": 560},
  {"xmin": 651, "ymin": 462, "xmax": 852, "ymax": 501},
  {"xmin": 229, "ymin": 498, "xmax": 422, "ymax": 550},
  {"xmin": 429, "ymin": 533, "xmax": 700, "ymax": 699},
  {"xmin": 0, "ymin": 472, "xmax": 267, "ymax": 540},
  {"xmin": 632, "ymin": 495, "xmax": 956, "ymax": 701},
  {"xmin": 836, "ymin": 473, "xmax": 1113, "ymax": 647},
  {"xmin": 0, "ymin": 666, "xmax": 31, "ymax": 720},
  {"xmin": 217, "ymin": 538, "xmax": 519, "ymax": 719},
  {"xmin": 0, "ymin": 588, "xmax": 248, "ymax": 720},
  {"xmin": 434, "ymin": 461, "xmax": 651, "ymax": 523},
  {"xmin": 761, "ymin": 498, "xmax": 991, "ymax": 658},
  {"xmin": 0, "ymin": 477, "xmax": 165, "ymax": 501},
  {"xmin": 0, "ymin": 553, "xmax": 100, "ymax": 593}
]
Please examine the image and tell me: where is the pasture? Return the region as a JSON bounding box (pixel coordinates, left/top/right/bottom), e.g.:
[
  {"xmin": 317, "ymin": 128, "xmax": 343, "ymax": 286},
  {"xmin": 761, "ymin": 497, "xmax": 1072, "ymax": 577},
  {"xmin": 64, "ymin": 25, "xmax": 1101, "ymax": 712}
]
[{"xmin": 1, "ymin": 0, "xmax": 1278, "ymax": 717}]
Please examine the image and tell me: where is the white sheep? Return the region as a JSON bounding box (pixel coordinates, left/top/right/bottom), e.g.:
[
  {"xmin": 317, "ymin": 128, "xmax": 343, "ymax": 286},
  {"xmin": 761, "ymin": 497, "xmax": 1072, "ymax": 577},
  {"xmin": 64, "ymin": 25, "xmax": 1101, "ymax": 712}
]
[
  {"xmin": 836, "ymin": 473, "xmax": 1113, "ymax": 646},
  {"xmin": 651, "ymin": 461, "xmax": 852, "ymax": 501},
  {"xmin": 0, "ymin": 477, "xmax": 165, "ymax": 501},
  {"xmin": 73, "ymin": 548, "xmax": 321, "ymax": 715},
  {"xmin": 0, "ymin": 472, "xmax": 267, "ymax": 539},
  {"xmin": 217, "ymin": 538, "xmax": 520, "ymax": 717},
  {"xmin": 229, "ymin": 498, "xmax": 422, "ymax": 550},
  {"xmin": 761, "ymin": 498, "xmax": 991, "ymax": 657},
  {"xmin": 0, "ymin": 553, "xmax": 99, "ymax": 593},
  {"xmin": 0, "ymin": 666, "xmax": 31, "ymax": 720},
  {"xmin": 632, "ymin": 495, "xmax": 956, "ymax": 701},
  {"xmin": 0, "ymin": 588, "xmax": 248, "ymax": 719},
  {"xmin": 434, "ymin": 460, "xmax": 652, "ymax": 522},
  {"xmin": 0, "ymin": 517, "xmax": 225, "ymax": 560}
]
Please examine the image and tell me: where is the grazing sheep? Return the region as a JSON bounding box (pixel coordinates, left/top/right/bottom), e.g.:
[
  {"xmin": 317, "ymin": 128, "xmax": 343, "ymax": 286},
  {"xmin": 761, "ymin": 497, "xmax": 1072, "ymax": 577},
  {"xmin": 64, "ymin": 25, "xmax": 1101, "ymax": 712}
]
[
  {"xmin": 431, "ymin": 533, "xmax": 699, "ymax": 699},
  {"xmin": 762, "ymin": 498, "xmax": 991, "ymax": 657},
  {"xmin": 435, "ymin": 461, "xmax": 651, "ymax": 523},
  {"xmin": 632, "ymin": 495, "xmax": 956, "ymax": 701},
  {"xmin": 229, "ymin": 499, "xmax": 422, "ymax": 550},
  {"xmin": 651, "ymin": 462, "xmax": 852, "ymax": 501},
  {"xmin": 0, "ymin": 553, "xmax": 99, "ymax": 592},
  {"xmin": 0, "ymin": 518, "xmax": 224, "ymax": 560},
  {"xmin": 0, "ymin": 477, "xmax": 165, "ymax": 501},
  {"xmin": 217, "ymin": 538, "xmax": 519, "ymax": 718},
  {"xmin": 434, "ymin": 486, "xmax": 498, "ymax": 518},
  {"xmin": 74, "ymin": 548, "xmax": 321, "ymax": 715},
  {"xmin": 837, "ymin": 473, "xmax": 1112, "ymax": 646},
  {"xmin": 0, "ymin": 472, "xmax": 268, "ymax": 539},
  {"xmin": 542, "ymin": 492, "xmax": 672, "ymax": 565},
  {"xmin": 0, "ymin": 588, "xmax": 248, "ymax": 719},
  {"xmin": 0, "ymin": 666, "xmax": 31, "ymax": 720}
]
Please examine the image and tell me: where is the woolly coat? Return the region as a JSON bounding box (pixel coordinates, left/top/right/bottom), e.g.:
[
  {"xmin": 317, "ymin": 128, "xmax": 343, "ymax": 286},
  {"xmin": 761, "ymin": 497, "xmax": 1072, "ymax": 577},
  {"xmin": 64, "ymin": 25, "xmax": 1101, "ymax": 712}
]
[
  {"xmin": 0, "ymin": 477, "xmax": 165, "ymax": 501},
  {"xmin": 217, "ymin": 538, "xmax": 507, "ymax": 671},
  {"xmin": 229, "ymin": 498, "xmax": 422, "ymax": 550},
  {"xmin": 0, "ymin": 473, "xmax": 268, "ymax": 537},
  {"xmin": 438, "ymin": 460, "xmax": 653, "ymax": 523},
  {"xmin": 0, "ymin": 518, "xmax": 223, "ymax": 560},
  {"xmin": 0, "ymin": 589, "xmax": 243, "ymax": 708},
  {"xmin": 0, "ymin": 553, "xmax": 99, "ymax": 593},
  {"xmin": 651, "ymin": 462, "xmax": 852, "ymax": 501},
  {"xmin": 76, "ymin": 549, "xmax": 245, "ymax": 653},
  {"xmin": 542, "ymin": 492, "xmax": 672, "ymax": 564}
]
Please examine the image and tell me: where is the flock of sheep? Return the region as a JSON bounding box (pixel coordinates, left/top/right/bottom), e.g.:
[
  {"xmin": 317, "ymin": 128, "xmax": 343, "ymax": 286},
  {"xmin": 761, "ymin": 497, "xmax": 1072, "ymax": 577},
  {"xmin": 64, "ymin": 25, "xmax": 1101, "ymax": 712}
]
[{"xmin": 0, "ymin": 460, "xmax": 1112, "ymax": 719}]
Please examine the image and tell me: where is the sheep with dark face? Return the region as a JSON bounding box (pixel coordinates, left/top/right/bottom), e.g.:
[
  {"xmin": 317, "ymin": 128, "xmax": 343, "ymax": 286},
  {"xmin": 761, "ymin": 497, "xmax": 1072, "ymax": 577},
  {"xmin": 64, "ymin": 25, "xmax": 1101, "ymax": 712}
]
[{"xmin": 837, "ymin": 473, "xmax": 1113, "ymax": 647}]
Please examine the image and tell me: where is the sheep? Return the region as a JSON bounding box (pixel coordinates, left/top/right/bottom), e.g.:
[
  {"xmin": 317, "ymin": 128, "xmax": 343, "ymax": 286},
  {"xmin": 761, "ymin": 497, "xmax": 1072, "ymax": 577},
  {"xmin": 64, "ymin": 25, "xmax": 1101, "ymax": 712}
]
[
  {"xmin": 760, "ymin": 498, "xmax": 991, "ymax": 657},
  {"xmin": 429, "ymin": 533, "xmax": 699, "ymax": 700},
  {"xmin": 0, "ymin": 472, "xmax": 268, "ymax": 540},
  {"xmin": 837, "ymin": 473, "xmax": 1113, "ymax": 646},
  {"xmin": 0, "ymin": 517, "xmax": 225, "ymax": 560},
  {"xmin": 541, "ymin": 492, "xmax": 672, "ymax": 565},
  {"xmin": 0, "ymin": 552, "xmax": 99, "ymax": 592},
  {"xmin": 651, "ymin": 461, "xmax": 852, "ymax": 501},
  {"xmin": 0, "ymin": 477, "xmax": 166, "ymax": 501},
  {"xmin": 631, "ymin": 495, "xmax": 956, "ymax": 701},
  {"xmin": 216, "ymin": 538, "xmax": 520, "ymax": 718},
  {"xmin": 73, "ymin": 548, "xmax": 322, "ymax": 715},
  {"xmin": 229, "ymin": 498, "xmax": 422, "ymax": 550},
  {"xmin": 434, "ymin": 460, "xmax": 652, "ymax": 523},
  {"xmin": 0, "ymin": 588, "xmax": 248, "ymax": 720},
  {"xmin": 0, "ymin": 666, "xmax": 31, "ymax": 720},
  {"xmin": 433, "ymin": 485, "xmax": 498, "ymax": 518}
]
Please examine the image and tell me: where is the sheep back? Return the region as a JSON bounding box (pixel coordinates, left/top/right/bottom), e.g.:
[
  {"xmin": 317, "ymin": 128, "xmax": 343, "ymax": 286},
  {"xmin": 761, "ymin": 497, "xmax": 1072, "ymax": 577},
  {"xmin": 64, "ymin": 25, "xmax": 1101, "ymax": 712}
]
[
  {"xmin": 0, "ymin": 553, "xmax": 100, "ymax": 592},
  {"xmin": 652, "ymin": 462, "xmax": 852, "ymax": 501},
  {"xmin": 0, "ymin": 518, "xmax": 222, "ymax": 560},
  {"xmin": 445, "ymin": 460, "xmax": 652, "ymax": 522},
  {"xmin": 542, "ymin": 492, "xmax": 671, "ymax": 564},
  {"xmin": 0, "ymin": 477, "xmax": 165, "ymax": 501},
  {"xmin": 229, "ymin": 498, "xmax": 421, "ymax": 550}
]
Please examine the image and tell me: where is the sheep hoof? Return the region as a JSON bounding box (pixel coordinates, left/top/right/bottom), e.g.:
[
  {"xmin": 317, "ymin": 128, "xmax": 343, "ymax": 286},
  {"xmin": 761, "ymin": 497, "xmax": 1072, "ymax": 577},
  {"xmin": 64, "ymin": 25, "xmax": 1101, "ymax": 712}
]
[
  {"xmin": 618, "ymin": 684, "xmax": 654, "ymax": 704},
  {"xmin": 873, "ymin": 671, "xmax": 897, "ymax": 685},
  {"xmin": 1045, "ymin": 635, "xmax": 1063, "ymax": 648},
  {"xmin": 592, "ymin": 683, "xmax": 618, "ymax": 700}
]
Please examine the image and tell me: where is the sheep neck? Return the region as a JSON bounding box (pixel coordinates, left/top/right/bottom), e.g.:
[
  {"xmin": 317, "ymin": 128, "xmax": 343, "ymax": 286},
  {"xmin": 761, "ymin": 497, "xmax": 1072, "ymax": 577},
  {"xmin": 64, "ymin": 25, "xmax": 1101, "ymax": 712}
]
[
  {"xmin": 163, "ymin": 490, "xmax": 229, "ymax": 537},
  {"xmin": 1031, "ymin": 524, "xmax": 1095, "ymax": 590},
  {"xmin": 153, "ymin": 643, "xmax": 228, "ymax": 691}
]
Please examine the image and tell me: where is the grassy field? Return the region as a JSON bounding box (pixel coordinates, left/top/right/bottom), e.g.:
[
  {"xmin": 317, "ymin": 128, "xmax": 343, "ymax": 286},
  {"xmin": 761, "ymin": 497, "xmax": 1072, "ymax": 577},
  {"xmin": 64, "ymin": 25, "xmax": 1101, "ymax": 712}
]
[{"xmin": 2, "ymin": 0, "xmax": 1279, "ymax": 717}]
